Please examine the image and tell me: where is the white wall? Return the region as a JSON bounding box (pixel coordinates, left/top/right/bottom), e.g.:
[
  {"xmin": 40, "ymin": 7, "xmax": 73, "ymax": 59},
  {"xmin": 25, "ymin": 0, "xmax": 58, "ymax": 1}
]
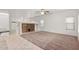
[
  {"xmin": 78, "ymin": 15, "xmax": 79, "ymax": 40},
  {"xmin": 32, "ymin": 10, "xmax": 78, "ymax": 36},
  {"xmin": 43, "ymin": 10, "xmax": 78, "ymax": 36},
  {"xmin": 78, "ymin": 15, "xmax": 79, "ymax": 32},
  {"xmin": 9, "ymin": 9, "xmax": 78, "ymax": 36},
  {"xmin": 0, "ymin": 13, "xmax": 9, "ymax": 30},
  {"xmin": 31, "ymin": 16, "xmax": 45, "ymax": 31},
  {"xmin": 9, "ymin": 12, "xmax": 39, "ymax": 34}
]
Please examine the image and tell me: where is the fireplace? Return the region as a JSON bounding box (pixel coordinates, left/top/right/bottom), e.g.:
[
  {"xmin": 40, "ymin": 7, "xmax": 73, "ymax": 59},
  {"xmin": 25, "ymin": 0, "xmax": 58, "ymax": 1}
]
[
  {"xmin": 22, "ymin": 23, "xmax": 35, "ymax": 33},
  {"xmin": 17, "ymin": 21, "xmax": 38, "ymax": 34}
]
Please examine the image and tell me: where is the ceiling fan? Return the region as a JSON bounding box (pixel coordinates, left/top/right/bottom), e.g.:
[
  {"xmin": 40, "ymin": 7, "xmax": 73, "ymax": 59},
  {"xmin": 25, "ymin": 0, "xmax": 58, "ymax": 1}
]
[{"xmin": 40, "ymin": 9, "xmax": 50, "ymax": 15}]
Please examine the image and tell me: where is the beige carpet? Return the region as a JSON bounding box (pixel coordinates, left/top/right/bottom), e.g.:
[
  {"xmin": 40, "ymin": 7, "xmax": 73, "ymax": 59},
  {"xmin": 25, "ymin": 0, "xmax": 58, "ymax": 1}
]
[
  {"xmin": 0, "ymin": 35, "xmax": 42, "ymax": 50},
  {"xmin": 21, "ymin": 31, "xmax": 79, "ymax": 50},
  {"xmin": 0, "ymin": 37, "xmax": 8, "ymax": 50}
]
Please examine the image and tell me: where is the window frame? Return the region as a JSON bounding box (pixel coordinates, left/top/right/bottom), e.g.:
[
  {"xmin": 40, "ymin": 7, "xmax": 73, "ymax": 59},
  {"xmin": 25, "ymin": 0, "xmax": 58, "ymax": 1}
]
[{"xmin": 65, "ymin": 17, "xmax": 75, "ymax": 30}]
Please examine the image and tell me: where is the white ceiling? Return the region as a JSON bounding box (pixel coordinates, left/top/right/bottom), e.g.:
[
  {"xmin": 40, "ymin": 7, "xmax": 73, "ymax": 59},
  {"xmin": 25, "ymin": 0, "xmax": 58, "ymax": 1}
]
[
  {"xmin": 0, "ymin": 9, "xmax": 74, "ymax": 13},
  {"xmin": 0, "ymin": 9, "xmax": 56, "ymax": 18},
  {"xmin": 0, "ymin": 9, "xmax": 78, "ymax": 18}
]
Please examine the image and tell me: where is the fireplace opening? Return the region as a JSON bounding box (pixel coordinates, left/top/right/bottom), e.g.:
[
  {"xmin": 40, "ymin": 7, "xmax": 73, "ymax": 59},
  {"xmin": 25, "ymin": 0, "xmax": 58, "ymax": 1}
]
[
  {"xmin": 28, "ymin": 29, "xmax": 31, "ymax": 32},
  {"xmin": 22, "ymin": 23, "xmax": 35, "ymax": 33}
]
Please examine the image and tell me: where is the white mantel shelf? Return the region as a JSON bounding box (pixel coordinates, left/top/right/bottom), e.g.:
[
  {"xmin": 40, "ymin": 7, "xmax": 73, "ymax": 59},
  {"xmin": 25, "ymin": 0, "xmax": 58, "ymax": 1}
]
[{"xmin": 17, "ymin": 20, "xmax": 38, "ymax": 24}]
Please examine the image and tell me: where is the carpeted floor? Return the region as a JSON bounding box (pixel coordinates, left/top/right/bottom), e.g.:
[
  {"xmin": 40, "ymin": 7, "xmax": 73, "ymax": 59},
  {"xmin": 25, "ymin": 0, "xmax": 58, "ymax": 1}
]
[
  {"xmin": 21, "ymin": 31, "xmax": 79, "ymax": 50},
  {"xmin": 0, "ymin": 39, "xmax": 8, "ymax": 50},
  {"xmin": 0, "ymin": 35, "xmax": 42, "ymax": 50}
]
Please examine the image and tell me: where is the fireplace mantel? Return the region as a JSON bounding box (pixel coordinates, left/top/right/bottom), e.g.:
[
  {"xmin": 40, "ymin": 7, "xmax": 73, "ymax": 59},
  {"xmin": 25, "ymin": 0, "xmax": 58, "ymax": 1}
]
[
  {"xmin": 17, "ymin": 20, "xmax": 38, "ymax": 34},
  {"xmin": 18, "ymin": 20, "xmax": 38, "ymax": 24}
]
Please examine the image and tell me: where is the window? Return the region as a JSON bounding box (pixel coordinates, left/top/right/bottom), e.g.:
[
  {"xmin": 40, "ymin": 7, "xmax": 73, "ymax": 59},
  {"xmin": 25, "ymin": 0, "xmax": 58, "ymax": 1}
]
[{"xmin": 65, "ymin": 17, "xmax": 75, "ymax": 30}]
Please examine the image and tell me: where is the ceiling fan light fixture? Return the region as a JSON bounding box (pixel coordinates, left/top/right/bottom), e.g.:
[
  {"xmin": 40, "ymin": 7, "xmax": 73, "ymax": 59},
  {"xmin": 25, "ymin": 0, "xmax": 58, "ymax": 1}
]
[
  {"xmin": 40, "ymin": 9, "xmax": 50, "ymax": 15},
  {"xmin": 40, "ymin": 11, "xmax": 45, "ymax": 15},
  {"xmin": 40, "ymin": 9, "xmax": 45, "ymax": 15}
]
